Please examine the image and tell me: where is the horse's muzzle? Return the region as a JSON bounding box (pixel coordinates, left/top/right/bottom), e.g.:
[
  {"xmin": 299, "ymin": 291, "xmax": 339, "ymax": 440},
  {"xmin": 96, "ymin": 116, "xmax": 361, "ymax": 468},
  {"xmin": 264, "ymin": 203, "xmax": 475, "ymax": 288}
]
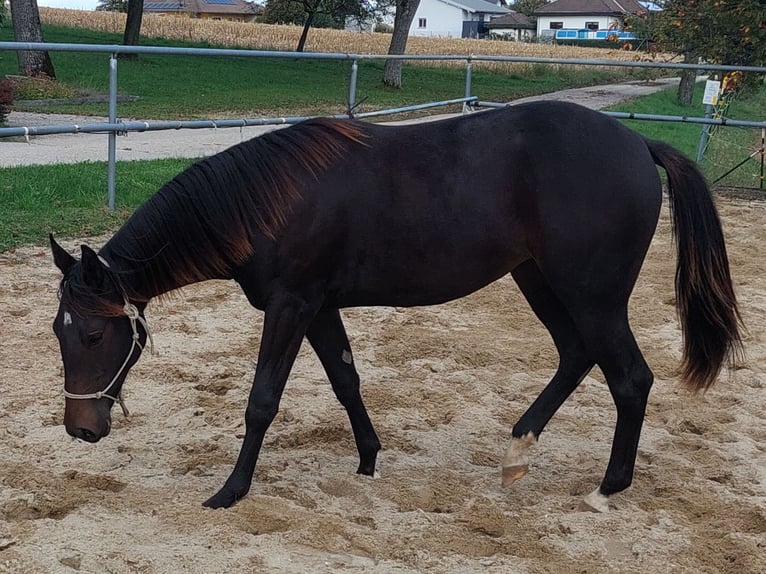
[
  {"xmin": 71, "ymin": 426, "xmax": 103, "ymax": 443},
  {"xmin": 64, "ymin": 401, "xmax": 111, "ymax": 442}
]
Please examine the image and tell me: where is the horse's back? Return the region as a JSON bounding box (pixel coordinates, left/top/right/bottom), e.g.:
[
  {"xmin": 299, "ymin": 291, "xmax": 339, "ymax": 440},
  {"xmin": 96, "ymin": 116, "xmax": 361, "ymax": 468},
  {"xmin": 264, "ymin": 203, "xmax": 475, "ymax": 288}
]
[
  {"xmin": 354, "ymin": 101, "xmax": 662, "ymax": 219},
  {"xmin": 246, "ymin": 102, "xmax": 664, "ymax": 308}
]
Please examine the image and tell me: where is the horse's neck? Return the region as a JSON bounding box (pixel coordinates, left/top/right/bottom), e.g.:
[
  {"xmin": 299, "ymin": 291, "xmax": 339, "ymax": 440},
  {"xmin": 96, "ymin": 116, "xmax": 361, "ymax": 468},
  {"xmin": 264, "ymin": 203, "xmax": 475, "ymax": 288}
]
[{"xmin": 100, "ymin": 223, "xmax": 225, "ymax": 303}]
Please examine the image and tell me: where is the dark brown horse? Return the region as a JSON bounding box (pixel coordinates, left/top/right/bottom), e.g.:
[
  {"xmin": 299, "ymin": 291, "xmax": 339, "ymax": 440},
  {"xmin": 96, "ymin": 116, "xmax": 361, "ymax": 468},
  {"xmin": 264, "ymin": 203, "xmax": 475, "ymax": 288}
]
[{"xmin": 50, "ymin": 101, "xmax": 742, "ymax": 512}]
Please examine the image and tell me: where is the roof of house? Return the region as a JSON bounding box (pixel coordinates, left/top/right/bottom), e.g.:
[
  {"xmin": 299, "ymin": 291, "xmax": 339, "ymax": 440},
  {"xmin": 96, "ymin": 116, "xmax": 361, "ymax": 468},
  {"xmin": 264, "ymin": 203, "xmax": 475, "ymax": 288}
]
[
  {"xmin": 487, "ymin": 11, "xmax": 535, "ymax": 28},
  {"xmin": 534, "ymin": 0, "xmax": 645, "ymax": 16},
  {"xmin": 439, "ymin": 0, "xmax": 511, "ymax": 15},
  {"xmin": 144, "ymin": 0, "xmax": 260, "ymax": 16}
]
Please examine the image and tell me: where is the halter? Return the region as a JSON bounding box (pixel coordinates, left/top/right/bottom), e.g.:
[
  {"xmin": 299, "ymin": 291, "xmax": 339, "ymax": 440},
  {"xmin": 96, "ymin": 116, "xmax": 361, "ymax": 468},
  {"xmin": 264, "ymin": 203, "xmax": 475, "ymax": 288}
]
[{"xmin": 62, "ymin": 300, "xmax": 155, "ymax": 417}]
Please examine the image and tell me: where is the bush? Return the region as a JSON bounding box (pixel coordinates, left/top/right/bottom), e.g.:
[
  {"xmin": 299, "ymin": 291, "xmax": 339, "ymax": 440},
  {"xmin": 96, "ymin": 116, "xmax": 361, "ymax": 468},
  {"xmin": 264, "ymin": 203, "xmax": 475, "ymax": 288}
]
[
  {"xmin": 554, "ymin": 38, "xmax": 644, "ymax": 51},
  {"xmin": 6, "ymin": 74, "xmax": 77, "ymax": 100},
  {"xmin": 0, "ymin": 79, "xmax": 14, "ymax": 125}
]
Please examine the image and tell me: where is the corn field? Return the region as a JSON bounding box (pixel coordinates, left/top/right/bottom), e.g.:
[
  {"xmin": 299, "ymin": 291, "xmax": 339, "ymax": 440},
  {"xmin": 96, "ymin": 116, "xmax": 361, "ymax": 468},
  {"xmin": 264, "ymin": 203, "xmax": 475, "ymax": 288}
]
[{"xmin": 41, "ymin": 8, "xmax": 668, "ymax": 68}]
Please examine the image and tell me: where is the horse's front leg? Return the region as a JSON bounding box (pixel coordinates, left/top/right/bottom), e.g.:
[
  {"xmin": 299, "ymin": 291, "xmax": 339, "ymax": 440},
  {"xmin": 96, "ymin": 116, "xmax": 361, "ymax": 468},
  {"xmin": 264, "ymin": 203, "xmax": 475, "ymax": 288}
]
[
  {"xmin": 203, "ymin": 292, "xmax": 319, "ymax": 509},
  {"xmin": 306, "ymin": 308, "xmax": 381, "ymax": 476}
]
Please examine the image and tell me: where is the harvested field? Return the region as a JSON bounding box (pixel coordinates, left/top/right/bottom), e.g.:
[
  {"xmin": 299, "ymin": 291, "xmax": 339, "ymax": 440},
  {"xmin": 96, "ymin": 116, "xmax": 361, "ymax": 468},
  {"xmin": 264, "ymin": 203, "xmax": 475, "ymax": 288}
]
[
  {"xmin": 40, "ymin": 8, "xmax": 671, "ymax": 67},
  {"xmin": 0, "ymin": 197, "xmax": 764, "ymax": 573}
]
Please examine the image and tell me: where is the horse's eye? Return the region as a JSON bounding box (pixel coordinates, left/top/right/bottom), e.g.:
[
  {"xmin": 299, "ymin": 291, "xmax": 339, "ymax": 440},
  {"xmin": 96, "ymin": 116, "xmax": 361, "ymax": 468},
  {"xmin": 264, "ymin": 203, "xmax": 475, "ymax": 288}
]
[{"xmin": 87, "ymin": 331, "xmax": 104, "ymax": 347}]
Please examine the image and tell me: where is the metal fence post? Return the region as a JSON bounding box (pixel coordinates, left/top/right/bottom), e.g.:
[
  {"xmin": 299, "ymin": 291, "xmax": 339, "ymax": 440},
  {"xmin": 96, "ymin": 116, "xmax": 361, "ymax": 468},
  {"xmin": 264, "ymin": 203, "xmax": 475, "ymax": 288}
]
[
  {"xmin": 107, "ymin": 53, "xmax": 118, "ymax": 210},
  {"xmin": 348, "ymin": 59, "xmax": 358, "ymax": 116},
  {"xmin": 463, "ymin": 57, "xmax": 473, "ymax": 113},
  {"xmin": 761, "ymin": 128, "xmax": 765, "ymax": 190},
  {"xmin": 695, "ymin": 103, "xmax": 713, "ymax": 163}
]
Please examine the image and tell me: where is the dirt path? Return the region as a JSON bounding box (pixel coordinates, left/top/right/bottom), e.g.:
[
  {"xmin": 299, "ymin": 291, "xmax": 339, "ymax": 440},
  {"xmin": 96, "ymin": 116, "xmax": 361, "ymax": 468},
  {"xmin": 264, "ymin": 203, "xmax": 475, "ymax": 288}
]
[{"xmin": 1, "ymin": 197, "xmax": 764, "ymax": 573}]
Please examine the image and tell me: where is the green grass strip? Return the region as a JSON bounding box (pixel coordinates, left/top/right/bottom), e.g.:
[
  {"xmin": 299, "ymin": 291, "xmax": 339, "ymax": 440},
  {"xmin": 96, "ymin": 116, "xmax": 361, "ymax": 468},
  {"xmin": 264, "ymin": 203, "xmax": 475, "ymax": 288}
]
[{"xmin": 1, "ymin": 159, "xmax": 192, "ymax": 251}]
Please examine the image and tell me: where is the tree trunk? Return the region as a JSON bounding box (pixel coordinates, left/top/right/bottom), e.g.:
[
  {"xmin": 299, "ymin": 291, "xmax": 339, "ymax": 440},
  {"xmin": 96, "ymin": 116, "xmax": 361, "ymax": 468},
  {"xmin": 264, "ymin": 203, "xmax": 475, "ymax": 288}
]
[
  {"xmin": 120, "ymin": 0, "xmax": 144, "ymax": 60},
  {"xmin": 9, "ymin": 0, "xmax": 56, "ymax": 78},
  {"xmin": 677, "ymin": 52, "xmax": 696, "ymax": 106},
  {"xmin": 383, "ymin": 0, "xmax": 421, "ymax": 88},
  {"xmin": 296, "ymin": 11, "xmax": 316, "ymax": 53}
]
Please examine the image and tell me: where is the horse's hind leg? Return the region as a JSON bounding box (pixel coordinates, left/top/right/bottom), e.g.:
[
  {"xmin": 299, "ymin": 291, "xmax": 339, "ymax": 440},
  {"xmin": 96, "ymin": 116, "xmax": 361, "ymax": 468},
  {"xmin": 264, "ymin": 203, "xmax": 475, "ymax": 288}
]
[
  {"xmin": 503, "ymin": 260, "xmax": 595, "ymax": 486},
  {"xmin": 541, "ymin": 262, "xmax": 654, "ymax": 512},
  {"xmin": 306, "ymin": 308, "xmax": 381, "ymax": 476},
  {"xmin": 571, "ymin": 313, "xmax": 654, "ymax": 513}
]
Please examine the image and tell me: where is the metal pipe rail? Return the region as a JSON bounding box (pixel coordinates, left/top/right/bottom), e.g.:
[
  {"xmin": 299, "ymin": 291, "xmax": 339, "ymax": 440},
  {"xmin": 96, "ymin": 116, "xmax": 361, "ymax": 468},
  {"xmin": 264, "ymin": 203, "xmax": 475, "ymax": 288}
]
[
  {"xmin": 0, "ymin": 97, "xmax": 478, "ymax": 138},
  {"xmin": 0, "ymin": 41, "xmax": 486, "ymax": 207},
  {"xmin": 474, "ymin": 102, "xmax": 766, "ymax": 130},
  {"xmin": 2, "ymin": 41, "xmax": 765, "ymax": 206}
]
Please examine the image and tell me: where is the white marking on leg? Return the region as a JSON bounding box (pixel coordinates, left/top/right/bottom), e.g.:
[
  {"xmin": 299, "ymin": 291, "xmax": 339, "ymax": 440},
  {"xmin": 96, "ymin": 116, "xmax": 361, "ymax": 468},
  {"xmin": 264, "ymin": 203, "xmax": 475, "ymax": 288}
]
[
  {"xmin": 63, "ymin": 312, "xmax": 72, "ymax": 326},
  {"xmin": 501, "ymin": 431, "xmax": 536, "ymax": 487},
  {"xmin": 341, "ymin": 349, "xmax": 353, "ymax": 364},
  {"xmin": 502, "ymin": 431, "xmax": 536, "ymax": 468},
  {"xmin": 580, "ymin": 487, "xmax": 610, "ymax": 513}
]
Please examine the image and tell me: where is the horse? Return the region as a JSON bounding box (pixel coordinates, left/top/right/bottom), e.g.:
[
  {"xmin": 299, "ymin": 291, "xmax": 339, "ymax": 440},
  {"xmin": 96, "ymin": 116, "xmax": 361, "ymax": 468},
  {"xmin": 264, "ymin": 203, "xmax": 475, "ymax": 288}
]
[{"xmin": 50, "ymin": 101, "xmax": 742, "ymax": 513}]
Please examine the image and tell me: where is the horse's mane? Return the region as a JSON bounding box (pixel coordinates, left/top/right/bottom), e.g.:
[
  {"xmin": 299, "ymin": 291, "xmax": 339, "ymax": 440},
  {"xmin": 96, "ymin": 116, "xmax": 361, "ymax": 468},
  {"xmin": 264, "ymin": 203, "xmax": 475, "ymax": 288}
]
[
  {"xmin": 59, "ymin": 262, "xmax": 129, "ymax": 318},
  {"xmin": 98, "ymin": 118, "xmax": 369, "ymax": 301}
]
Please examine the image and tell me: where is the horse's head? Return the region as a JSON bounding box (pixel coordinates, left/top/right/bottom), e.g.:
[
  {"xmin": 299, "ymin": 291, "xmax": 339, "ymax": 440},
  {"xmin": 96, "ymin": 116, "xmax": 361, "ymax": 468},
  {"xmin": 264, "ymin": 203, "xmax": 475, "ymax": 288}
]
[{"xmin": 50, "ymin": 236, "xmax": 149, "ymax": 443}]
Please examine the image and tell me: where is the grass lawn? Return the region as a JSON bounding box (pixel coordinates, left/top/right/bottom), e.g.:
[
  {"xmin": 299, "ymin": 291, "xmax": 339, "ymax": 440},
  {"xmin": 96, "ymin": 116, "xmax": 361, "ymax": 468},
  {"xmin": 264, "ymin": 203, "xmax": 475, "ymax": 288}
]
[
  {"xmin": 0, "ymin": 25, "xmax": 649, "ymax": 120},
  {"xmin": 610, "ymin": 82, "xmax": 766, "ymax": 188},
  {"xmin": 609, "ymin": 83, "xmax": 711, "ymax": 159},
  {"xmin": 1, "ymin": 24, "xmax": 763, "ymax": 252},
  {"xmin": 0, "ymin": 159, "xmax": 192, "ymax": 252}
]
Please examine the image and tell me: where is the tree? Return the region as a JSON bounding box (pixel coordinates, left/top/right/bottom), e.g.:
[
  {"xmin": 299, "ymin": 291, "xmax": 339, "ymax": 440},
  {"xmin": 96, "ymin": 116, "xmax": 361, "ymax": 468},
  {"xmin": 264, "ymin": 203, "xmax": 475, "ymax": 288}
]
[
  {"xmin": 296, "ymin": 0, "xmax": 331, "ymax": 52},
  {"xmin": 631, "ymin": 1, "xmax": 766, "ymax": 105},
  {"xmin": 262, "ymin": 0, "xmax": 309, "ymax": 25},
  {"xmin": 509, "ymin": 0, "xmax": 548, "ymax": 17},
  {"xmin": 382, "ymin": 0, "xmax": 420, "ymax": 88},
  {"xmin": 9, "ymin": 0, "xmax": 56, "ymax": 78},
  {"xmin": 94, "ymin": 0, "xmax": 141, "ymax": 57},
  {"xmin": 121, "ymin": 0, "xmax": 144, "ymax": 58},
  {"xmin": 262, "ymin": 0, "xmax": 368, "ymax": 52},
  {"xmin": 96, "ymin": 0, "xmax": 128, "ymax": 11}
]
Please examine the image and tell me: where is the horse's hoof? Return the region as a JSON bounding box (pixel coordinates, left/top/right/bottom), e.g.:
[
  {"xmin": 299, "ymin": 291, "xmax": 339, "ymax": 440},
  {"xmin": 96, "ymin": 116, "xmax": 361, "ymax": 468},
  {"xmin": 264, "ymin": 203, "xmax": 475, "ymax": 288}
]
[
  {"xmin": 577, "ymin": 488, "xmax": 610, "ymax": 513},
  {"xmin": 202, "ymin": 489, "xmax": 241, "ymax": 509},
  {"xmin": 501, "ymin": 463, "xmax": 529, "ymax": 487},
  {"xmin": 501, "ymin": 432, "xmax": 536, "ymax": 487},
  {"xmin": 356, "ymin": 462, "xmax": 376, "ymax": 476}
]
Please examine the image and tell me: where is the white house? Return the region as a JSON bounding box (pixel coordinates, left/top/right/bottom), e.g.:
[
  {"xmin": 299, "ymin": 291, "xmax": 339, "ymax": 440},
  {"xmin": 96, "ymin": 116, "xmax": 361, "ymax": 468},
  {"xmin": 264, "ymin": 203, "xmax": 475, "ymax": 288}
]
[
  {"xmin": 534, "ymin": 0, "xmax": 645, "ymax": 38},
  {"xmin": 410, "ymin": 0, "xmax": 510, "ymax": 38},
  {"xmin": 345, "ymin": 2, "xmax": 396, "ymax": 33}
]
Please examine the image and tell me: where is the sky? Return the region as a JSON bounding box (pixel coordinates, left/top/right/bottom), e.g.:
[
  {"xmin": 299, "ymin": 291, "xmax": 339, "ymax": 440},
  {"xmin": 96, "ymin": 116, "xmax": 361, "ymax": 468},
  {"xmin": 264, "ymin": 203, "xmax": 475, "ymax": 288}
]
[{"xmin": 38, "ymin": 0, "xmax": 100, "ymax": 10}]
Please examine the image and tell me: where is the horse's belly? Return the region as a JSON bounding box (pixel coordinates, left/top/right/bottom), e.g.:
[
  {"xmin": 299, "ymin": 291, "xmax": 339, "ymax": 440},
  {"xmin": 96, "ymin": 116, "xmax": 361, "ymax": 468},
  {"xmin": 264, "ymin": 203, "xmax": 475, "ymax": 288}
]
[{"xmin": 328, "ymin": 245, "xmax": 525, "ymax": 308}]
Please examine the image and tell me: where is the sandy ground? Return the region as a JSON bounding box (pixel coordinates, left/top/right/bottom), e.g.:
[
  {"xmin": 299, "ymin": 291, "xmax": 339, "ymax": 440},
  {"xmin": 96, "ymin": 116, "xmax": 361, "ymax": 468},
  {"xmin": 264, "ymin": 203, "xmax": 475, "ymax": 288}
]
[
  {"xmin": 0, "ymin": 195, "xmax": 764, "ymax": 573},
  {"xmin": 1, "ymin": 76, "xmax": 762, "ymax": 572}
]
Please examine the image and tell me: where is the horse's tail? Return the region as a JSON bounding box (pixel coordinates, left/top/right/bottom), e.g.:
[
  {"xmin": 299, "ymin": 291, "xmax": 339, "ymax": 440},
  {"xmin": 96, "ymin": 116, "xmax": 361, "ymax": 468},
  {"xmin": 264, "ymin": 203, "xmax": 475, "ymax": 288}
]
[{"xmin": 646, "ymin": 139, "xmax": 743, "ymax": 392}]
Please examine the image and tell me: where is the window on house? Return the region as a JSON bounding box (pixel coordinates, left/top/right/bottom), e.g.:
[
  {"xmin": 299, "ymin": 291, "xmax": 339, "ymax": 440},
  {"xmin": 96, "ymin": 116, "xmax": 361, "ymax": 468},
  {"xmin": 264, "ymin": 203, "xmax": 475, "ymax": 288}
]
[
  {"xmin": 418, "ymin": 18, "xmax": 427, "ymax": 29},
  {"xmin": 585, "ymin": 22, "xmax": 599, "ymax": 30},
  {"xmin": 549, "ymin": 22, "xmax": 563, "ymax": 29}
]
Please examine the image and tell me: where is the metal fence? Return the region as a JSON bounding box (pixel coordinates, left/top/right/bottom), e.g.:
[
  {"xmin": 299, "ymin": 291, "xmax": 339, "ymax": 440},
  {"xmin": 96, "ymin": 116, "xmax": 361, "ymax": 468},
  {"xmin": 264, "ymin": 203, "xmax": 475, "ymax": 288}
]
[{"xmin": 2, "ymin": 41, "xmax": 766, "ymax": 205}]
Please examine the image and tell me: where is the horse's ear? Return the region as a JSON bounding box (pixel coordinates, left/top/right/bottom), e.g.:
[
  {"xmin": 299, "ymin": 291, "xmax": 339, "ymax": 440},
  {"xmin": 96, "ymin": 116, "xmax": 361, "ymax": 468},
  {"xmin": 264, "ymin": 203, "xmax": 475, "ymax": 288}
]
[
  {"xmin": 50, "ymin": 234, "xmax": 77, "ymax": 275},
  {"xmin": 80, "ymin": 245, "xmax": 107, "ymax": 287}
]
